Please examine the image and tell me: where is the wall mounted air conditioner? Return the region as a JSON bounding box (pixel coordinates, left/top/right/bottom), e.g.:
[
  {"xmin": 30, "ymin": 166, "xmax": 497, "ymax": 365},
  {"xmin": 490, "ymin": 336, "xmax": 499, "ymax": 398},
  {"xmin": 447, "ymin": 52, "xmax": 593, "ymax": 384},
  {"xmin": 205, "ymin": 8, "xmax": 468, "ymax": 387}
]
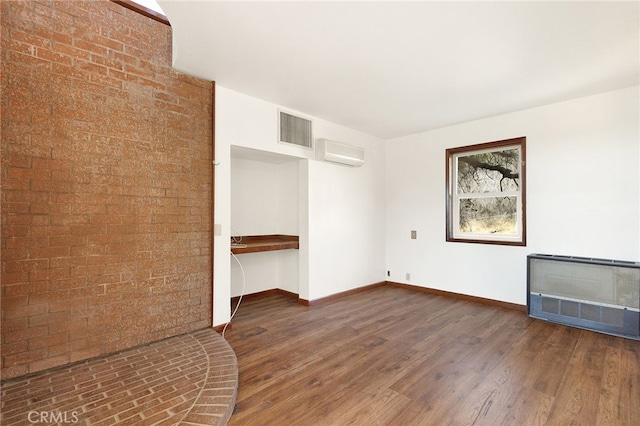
[{"xmin": 316, "ymin": 138, "xmax": 365, "ymax": 167}]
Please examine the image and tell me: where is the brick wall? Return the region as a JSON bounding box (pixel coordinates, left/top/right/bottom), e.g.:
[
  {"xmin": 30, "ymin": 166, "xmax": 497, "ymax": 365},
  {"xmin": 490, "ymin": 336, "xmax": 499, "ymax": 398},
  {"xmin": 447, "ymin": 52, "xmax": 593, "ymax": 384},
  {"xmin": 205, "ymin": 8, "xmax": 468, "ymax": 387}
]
[{"xmin": 1, "ymin": 0, "xmax": 213, "ymax": 380}]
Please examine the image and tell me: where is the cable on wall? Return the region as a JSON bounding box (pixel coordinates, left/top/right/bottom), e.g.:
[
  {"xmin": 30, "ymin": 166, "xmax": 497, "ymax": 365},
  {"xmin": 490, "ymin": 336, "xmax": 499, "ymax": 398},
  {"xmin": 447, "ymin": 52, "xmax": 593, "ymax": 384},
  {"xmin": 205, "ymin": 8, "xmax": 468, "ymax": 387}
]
[{"xmin": 223, "ymin": 250, "xmax": 246, "ymax": 338}]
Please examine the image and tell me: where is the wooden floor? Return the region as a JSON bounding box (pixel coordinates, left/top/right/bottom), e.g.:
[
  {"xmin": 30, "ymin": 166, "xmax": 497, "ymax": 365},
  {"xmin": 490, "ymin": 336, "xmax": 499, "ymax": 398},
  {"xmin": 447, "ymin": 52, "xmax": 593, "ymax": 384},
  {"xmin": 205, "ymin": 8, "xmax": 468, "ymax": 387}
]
[{"xmin": 224, "ymin": 286, "xmax": 640, "ymax": 426}]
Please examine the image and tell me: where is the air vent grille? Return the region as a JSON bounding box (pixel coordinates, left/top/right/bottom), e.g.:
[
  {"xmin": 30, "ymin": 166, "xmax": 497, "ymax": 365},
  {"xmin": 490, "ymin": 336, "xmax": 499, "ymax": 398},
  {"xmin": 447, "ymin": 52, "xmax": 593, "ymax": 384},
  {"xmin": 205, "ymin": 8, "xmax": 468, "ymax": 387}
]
[
  {"xmin": 279, "ymin": 111, "xmax": 312, "ymax": 148},
  {"xmin": 539, "ymin": 296, "xmax": 625, "ymax": 327},
  {"xmin": 527, "ymin": 253, "xmax": 640, "ymax": 340}
]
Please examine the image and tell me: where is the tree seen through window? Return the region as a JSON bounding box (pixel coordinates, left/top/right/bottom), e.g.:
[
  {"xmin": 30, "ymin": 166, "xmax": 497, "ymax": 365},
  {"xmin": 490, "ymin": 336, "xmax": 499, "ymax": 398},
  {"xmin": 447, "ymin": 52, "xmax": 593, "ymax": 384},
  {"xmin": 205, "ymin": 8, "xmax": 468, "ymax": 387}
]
[{"xmin": 446, "ymin": 138, "xmax": 526, "ymax": 245}]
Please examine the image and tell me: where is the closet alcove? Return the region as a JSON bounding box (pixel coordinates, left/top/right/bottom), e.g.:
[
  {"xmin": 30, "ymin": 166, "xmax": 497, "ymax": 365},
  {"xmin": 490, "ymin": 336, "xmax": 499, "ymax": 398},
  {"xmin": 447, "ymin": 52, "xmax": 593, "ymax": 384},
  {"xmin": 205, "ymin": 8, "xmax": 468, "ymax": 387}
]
[{"xmin": 230, "ymin": 146, "xmax": 303, "ymax": 298}]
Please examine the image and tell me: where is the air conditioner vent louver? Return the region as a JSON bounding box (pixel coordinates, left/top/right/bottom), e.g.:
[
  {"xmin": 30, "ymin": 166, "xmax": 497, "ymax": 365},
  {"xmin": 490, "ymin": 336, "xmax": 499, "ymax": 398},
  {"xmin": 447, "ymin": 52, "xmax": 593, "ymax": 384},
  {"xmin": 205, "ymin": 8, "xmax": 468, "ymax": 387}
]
[{"xmin": 279, "ymin": 111, "xmax": 312, "ymax": 148}]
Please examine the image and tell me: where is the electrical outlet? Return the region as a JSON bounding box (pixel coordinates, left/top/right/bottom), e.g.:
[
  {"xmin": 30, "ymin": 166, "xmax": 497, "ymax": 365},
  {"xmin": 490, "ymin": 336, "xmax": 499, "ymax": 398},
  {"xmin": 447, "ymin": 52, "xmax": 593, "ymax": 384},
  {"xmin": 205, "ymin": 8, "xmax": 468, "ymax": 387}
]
[
  {"xmin": 411, "ymin": 230, "xmax": 417, "ymax": 239},
  {"xmin": 406, "ymin": 273, "xmax": 411, "ymax": 281},
  {"xmin": 387, "ymin": 270, "xmax": 390, "ymax": 277}
]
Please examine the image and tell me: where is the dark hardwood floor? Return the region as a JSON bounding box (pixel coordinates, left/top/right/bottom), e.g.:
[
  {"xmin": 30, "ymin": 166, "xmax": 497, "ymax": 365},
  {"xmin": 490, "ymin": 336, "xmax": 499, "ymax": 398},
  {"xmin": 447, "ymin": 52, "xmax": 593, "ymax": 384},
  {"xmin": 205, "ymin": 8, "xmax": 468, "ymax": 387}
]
[{"xmin": 224, "ymin": 286, "xmax": 640, "ymax": 426}]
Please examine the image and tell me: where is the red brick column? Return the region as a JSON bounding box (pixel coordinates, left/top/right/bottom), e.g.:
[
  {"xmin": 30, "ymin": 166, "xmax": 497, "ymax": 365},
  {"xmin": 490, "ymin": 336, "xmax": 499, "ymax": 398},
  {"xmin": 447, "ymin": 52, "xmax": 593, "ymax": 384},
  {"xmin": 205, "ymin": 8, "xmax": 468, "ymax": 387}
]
[{"xmin": 1, "ymin": 0, "xmax": 213, "ymax": 380}]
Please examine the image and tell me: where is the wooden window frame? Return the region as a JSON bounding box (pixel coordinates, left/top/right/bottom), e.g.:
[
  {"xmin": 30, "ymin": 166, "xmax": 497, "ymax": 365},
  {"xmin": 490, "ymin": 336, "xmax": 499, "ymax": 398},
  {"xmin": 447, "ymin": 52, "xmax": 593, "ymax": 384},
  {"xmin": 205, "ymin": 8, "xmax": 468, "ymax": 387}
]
[
  {"xmin": 111, "ymin": 0, "xmax": 170, "ymax": 26},
  {"xmin": 445, "ymin": 137, "xmax": 527, "ymax": 246}
]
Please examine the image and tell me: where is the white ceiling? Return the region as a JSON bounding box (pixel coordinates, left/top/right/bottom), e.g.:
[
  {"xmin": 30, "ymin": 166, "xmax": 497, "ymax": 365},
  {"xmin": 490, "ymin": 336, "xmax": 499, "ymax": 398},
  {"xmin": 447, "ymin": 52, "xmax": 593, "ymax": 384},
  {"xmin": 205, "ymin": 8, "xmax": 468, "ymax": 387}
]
[{"xmin": 158, "ymin": 1, "xmax": 639, "ymax": 139}]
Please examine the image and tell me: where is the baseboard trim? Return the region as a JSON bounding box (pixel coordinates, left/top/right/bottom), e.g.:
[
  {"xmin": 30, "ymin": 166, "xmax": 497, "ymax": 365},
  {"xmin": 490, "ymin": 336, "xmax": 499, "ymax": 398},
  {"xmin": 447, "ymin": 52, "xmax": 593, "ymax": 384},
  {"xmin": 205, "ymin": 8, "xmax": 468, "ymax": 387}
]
[
  {"xmin": 386, "ymin": 281, "xmax": 526, "ymax": 312},
  {"xmin": 231, "ymin": 288, "xmax": 299, "ymax": 306},
  {"xmin": 227, "ymin": 281, "xmax": 525, "ymax": 313},
  {"xmin": 298, "ymin": 282, "xmax": 387, "ymax": 306},
  {"xmin": 277, "ymin": 288, "xmax": 300, "ymax": 300},
  {"xmin": 211, "ymin": 323, "xmax": 231, "ymax": 333}
]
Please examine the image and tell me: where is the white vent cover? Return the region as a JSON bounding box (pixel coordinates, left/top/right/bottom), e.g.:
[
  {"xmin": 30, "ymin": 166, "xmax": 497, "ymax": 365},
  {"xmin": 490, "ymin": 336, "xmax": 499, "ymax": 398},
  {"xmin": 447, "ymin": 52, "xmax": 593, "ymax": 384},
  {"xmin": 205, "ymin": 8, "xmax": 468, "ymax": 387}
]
[
  {"xmin": 316, "ymin": 138, "xmax": 365, "ymax": 167},
  {"xmin": 279, "ymin": 111, "xmax": 312, "ymax": 148}
]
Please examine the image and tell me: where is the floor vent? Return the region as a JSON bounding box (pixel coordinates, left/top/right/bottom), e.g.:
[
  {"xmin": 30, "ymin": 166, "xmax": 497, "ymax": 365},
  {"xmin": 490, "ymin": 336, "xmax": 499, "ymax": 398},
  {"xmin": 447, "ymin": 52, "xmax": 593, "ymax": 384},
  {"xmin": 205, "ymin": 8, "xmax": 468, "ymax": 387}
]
[{"xmin": 527, "ymin": 254, "xmax": 640, "ymax": 340}]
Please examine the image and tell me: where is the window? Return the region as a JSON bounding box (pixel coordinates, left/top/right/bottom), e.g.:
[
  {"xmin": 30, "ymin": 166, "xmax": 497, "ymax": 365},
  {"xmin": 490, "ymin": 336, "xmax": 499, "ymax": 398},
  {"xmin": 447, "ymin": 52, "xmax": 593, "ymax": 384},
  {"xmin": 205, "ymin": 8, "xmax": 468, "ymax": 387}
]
[
  {"xmin": 446, "ymin": 137, "xmax": 526, "ymax": 246},
  {"xmin": 112, "ymin": 0, "xmax": 169, "ymax": 25}
]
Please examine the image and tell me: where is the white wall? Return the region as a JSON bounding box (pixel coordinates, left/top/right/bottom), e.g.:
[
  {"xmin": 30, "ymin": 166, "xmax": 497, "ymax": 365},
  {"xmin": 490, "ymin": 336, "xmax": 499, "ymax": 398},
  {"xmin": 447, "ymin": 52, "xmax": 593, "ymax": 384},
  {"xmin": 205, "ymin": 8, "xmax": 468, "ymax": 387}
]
[
  {"xmin": 306, "ymin": 142, "xmax": 387, "ymax": 300},
  {"xmin": 214, "ymin": 86, "xmax": 386, "ymax": 325},
  {"xmin": 230, "ymin": 155, "xmax": 299, "ymax": 237},
  {"xmin": 385, "ymin": 86, "xmax": 639, "ymax": 306},
  {"xmin": 231, "ymin": 157, "xmax": 285, "ymax": 236},
  {"xmin": 230, "ymin": 250, "xmax": 299, "ymax": 297}
]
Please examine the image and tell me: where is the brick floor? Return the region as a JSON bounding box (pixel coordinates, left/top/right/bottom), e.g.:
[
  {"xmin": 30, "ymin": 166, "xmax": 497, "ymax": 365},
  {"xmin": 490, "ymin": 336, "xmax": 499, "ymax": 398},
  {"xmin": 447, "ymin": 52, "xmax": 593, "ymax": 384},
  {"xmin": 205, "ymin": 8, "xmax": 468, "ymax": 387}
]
[{"xmin": 0, "ymin": 329, "xmax": 237, "ymax": 426}]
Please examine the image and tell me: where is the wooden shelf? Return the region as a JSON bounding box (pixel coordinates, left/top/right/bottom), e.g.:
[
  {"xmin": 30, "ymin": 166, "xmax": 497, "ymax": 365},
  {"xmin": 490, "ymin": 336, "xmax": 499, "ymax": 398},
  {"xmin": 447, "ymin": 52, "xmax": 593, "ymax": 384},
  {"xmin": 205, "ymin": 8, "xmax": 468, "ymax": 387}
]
[{"xmin": 231, "ymin": 235, "xmax": 299, "ymax": 254}]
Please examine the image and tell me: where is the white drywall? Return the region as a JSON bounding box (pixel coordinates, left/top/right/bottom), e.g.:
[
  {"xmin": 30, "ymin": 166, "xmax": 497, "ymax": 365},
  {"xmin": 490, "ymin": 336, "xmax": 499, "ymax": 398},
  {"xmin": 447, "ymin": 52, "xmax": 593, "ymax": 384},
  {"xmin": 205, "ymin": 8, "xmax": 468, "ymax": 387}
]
[
  {"xmin": 214, "ymin": 86, "xmax": 386, "ymax": 325},
  {"xmin": 385, "ymin": 86, "xmax": 640, "ymax": 306}
]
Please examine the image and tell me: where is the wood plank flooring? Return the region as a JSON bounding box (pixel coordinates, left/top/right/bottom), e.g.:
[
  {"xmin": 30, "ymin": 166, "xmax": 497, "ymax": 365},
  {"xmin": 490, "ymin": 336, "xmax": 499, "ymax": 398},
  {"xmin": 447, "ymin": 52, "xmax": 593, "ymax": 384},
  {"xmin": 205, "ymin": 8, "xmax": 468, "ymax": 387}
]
[{"xmin": 224, "ymin": 286, "xmax": 640, "ymax": 426}]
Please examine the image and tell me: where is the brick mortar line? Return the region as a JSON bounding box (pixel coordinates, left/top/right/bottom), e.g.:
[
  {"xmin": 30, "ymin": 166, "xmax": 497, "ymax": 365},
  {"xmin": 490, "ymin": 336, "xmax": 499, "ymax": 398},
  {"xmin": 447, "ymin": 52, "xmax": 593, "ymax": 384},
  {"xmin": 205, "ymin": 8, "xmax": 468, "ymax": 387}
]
[
  {"xmin": 0, "ymin": 332, "xmax": 221, "ymax": 424},
  {"xmin": 195, "ymin": 332, "xmax": 238, "ymax": 425},
  {"xmin": 172, "ymin": 332, "xmax": 214, "ymax": 425}
]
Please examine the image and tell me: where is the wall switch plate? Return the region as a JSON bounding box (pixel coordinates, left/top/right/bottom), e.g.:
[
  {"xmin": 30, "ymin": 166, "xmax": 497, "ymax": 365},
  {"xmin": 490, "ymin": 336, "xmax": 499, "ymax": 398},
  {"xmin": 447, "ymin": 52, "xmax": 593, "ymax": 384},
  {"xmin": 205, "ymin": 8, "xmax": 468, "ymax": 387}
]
[
  {"xmin": 214, "ymin": 224, "xmax": 222, "ymax": 236},
  {"xmin": 411, "ymin": 230, "xmax": 417, "ymax": 239},
  {"xmin": 406, "ymin": 273, "xmax": 411, "ymax": 280}
]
